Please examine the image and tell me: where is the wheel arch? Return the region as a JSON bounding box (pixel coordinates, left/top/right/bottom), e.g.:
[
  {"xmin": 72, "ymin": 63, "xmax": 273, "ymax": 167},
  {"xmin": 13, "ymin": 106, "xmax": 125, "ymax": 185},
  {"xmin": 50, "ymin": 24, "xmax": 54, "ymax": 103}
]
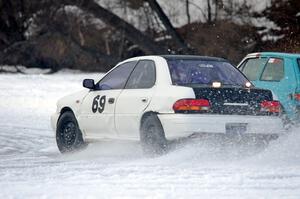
[
  {"xmin": 57, "ymin": 107, "xmax": 77, "ymax": 127},
  {"xmin": 139, "ymin": 111, "xmax": 159, "ymax": 131},
  {"xmin": 139, "ymin": 111, "xmax": 167, "ymax": 139},
  {"xmin": 59, "ymin": 107, "xmax": 75, "ymax": 117}
]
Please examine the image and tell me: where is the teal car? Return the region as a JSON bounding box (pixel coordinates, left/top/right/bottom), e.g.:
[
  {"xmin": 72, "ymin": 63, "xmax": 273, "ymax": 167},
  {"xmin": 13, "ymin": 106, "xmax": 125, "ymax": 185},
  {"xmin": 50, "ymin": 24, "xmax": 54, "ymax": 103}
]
[{"xmin": 238, "ymin": 52, "xmax": 300, "ymax": 122}]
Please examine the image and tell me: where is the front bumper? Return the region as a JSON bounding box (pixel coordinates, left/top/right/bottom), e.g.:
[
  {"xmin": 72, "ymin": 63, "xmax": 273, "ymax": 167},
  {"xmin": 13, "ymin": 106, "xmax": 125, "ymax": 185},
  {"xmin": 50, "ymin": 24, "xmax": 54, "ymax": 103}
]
[{"xmin": 158, "ymin": 114, "xmax": 286, "ymax": 140}]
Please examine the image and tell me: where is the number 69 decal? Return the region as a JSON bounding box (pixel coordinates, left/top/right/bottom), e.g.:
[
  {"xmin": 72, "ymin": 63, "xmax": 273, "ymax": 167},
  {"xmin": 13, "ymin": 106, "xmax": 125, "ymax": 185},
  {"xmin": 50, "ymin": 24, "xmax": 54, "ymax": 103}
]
[{"xmin": 92, "ymin": 95, "xmax": 106, "ymax": 113}]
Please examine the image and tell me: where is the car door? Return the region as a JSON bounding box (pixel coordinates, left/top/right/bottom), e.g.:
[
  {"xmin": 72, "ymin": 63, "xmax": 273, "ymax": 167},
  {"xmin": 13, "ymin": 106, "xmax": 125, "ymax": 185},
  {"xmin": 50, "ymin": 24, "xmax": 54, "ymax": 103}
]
[
  {"xmin": 78, "ymin": 61, "xmax": 137, "ymax": 139},
  {"xmin": 115, "ymin": 60, "xmax": 157, "ymax": 139}
]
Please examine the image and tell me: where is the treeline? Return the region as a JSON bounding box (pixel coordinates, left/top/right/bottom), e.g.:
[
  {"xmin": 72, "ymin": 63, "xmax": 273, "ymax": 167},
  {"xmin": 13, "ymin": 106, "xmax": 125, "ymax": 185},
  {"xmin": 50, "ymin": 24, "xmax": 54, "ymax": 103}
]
[{"xmin": 0, "ymin": 0, "xmax": 299, "ymax": 72}]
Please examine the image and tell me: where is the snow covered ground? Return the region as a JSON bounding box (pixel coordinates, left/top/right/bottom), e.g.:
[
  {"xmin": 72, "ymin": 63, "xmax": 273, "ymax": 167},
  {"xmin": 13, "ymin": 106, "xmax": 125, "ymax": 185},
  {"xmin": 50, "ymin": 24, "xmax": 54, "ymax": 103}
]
[{"xmin": 1, "ymin": 73, "xmax": 300, "ymax": 198}]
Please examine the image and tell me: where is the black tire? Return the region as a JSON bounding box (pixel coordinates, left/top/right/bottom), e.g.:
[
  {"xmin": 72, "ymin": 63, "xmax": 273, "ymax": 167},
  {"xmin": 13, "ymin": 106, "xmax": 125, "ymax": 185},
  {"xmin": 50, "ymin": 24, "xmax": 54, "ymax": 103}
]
[
  {"xmin": 56, "ymin": 111, "xmax": 86, "ymax": 153},
  {"xmin": 140, "ymin": 113, "xmax": 168, "ymax": 156}
]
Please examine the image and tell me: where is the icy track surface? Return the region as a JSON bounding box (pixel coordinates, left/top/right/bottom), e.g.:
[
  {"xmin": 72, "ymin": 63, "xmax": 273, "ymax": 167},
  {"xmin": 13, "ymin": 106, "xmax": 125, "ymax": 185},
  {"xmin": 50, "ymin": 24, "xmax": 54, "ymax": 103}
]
[{"xmin": 1, "ymin": 73, "xmax": 300, "ymax": 199}]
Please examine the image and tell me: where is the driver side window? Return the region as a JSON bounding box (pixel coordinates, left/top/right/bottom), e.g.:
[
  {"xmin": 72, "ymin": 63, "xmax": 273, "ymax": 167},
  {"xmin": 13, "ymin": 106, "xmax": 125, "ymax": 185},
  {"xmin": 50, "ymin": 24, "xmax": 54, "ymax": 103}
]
[{"xmin": 97, "ymin": 61, "xmax": 137, "ymax": 90}]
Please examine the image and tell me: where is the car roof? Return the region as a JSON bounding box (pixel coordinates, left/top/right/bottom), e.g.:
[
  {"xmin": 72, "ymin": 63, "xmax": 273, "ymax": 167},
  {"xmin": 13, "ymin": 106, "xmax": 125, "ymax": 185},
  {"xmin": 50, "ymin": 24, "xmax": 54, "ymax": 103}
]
[
  {"xmin": 247, "ymin": 52, "xmax": 300, "ymax": 59},
  {"xmin": 120, "ymin": 55, "xmax": 230, "ymax": 66},
  {"xmin": 160, "ymin": 55, "xmax": 228, "ymax": 62}
]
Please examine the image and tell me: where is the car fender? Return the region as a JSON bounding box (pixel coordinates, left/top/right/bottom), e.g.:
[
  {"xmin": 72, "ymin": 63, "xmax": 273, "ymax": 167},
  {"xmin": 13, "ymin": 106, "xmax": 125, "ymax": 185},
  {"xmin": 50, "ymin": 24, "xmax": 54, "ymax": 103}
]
[
  {"xmin": 145, "ymin": 85, "xmax": 195, "ymax": 114},
  {"xmin": 133, "ymin": 85, "xmax": 195, "ymax": 137},
  {"xmin": 56, "ymin": 89, "xmax": 89, "ymax": 118}
]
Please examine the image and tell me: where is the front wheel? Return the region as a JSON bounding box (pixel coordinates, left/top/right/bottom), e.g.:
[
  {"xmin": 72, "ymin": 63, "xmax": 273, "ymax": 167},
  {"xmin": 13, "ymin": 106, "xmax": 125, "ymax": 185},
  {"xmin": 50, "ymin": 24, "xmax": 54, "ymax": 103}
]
[
  {"xmin": 56, "ymin": 111, "xmax": 86, "ymax": 153},
  {"xmin": 140, "ymin": 113, "xmax": 168, "ymax": 156}
]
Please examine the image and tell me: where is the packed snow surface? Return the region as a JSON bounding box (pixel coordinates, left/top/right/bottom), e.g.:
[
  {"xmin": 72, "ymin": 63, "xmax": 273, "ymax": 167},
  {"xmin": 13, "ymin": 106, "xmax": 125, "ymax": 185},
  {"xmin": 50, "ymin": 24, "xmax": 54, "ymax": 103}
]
[{"xmin": 0, "ymin": 73, "xmax": 300, "ymax": 198}]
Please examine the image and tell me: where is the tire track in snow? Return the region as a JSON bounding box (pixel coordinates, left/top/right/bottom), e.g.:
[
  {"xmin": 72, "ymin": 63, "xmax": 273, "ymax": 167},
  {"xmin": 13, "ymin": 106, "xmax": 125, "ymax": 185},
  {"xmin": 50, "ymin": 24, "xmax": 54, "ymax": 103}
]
[{"xmin": 0, "ymin": 124, "xmax": 55, "ymax": 156}]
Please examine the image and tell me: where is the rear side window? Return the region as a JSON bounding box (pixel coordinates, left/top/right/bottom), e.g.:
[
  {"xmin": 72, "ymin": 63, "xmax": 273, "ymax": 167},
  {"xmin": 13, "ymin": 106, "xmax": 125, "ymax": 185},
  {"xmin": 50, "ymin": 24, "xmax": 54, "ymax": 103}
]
[
  {"xmin": 167, "ymin": 59, "xmax": 248, "ymax": 86},
  {"xmin": 240, "ymin": 58, "xmax": 268, "ymax": 81},
  {"xmin": 97, "ymin": 61, "xmax": 137, "ymax": 90},
  {"xmin": 261, "ymin": 58, "xmax": 284, "ymax": 81},
  {"xmin": 125, "ymin": 60, "xmax": 156, "ymax": 89},
  {"xmin": 298, "ymin": 59, "xmax": 300, "ymax": 72}
]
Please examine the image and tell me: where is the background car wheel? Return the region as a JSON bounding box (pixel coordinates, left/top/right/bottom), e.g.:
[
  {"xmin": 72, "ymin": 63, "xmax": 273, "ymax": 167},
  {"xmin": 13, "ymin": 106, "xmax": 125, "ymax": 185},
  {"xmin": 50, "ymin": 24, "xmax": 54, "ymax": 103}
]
[
  {"xmin": 56, "ymin": 111, "xmax": 86, "ymax": 153},
  {"xmin": 140, "ymin": 113, "xmax": 168, "ymax": 156}
]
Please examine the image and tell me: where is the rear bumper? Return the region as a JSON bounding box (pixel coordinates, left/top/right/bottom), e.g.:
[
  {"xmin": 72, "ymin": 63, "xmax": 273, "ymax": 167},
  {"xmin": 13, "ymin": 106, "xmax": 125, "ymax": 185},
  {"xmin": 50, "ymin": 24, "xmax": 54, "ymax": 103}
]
[{"xmin": 158, "ymin": 114, "xmax": 286, "ymax": 140}]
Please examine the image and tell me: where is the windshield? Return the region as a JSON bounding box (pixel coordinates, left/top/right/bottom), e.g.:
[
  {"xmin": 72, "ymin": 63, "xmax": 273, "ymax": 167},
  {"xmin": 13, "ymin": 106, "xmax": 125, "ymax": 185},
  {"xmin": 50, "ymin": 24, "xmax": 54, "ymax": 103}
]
[{"xmin": 167, "ymin": 59, "xmax": 249, "ymax": 86}]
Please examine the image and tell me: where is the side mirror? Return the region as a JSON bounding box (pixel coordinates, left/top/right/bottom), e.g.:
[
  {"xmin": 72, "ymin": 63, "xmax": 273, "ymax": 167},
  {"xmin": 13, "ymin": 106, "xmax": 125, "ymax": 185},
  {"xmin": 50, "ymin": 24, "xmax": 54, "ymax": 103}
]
[{"xmin": 83, "ymin": 79, "xmax": 95, "ymax": 89}]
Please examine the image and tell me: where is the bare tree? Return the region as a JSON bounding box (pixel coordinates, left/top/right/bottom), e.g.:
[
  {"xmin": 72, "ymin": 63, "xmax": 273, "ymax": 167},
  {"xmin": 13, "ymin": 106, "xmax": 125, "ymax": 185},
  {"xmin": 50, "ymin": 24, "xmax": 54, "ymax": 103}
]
[
  {"xmin": 207, "ymin": 0, "xmax": 212, "ymax": 23},
  {"xmin": 146, "ymin": 0, "xmax": 190, "ymax": 53},
  {"xmin": 73, "ymin": 0, "xmax": 166, "ymax": 54},
  {"xmin": 185, "ymin": 0, "xmax": 191, "ymax": 24}
]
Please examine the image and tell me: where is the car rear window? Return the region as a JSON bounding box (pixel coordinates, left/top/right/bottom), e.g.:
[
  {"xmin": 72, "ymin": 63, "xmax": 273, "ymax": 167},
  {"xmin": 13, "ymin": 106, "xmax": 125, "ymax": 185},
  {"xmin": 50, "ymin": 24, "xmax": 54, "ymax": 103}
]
[{"xmin": 167, "ymin": 59, "xmax": 248, "ymax": 86}]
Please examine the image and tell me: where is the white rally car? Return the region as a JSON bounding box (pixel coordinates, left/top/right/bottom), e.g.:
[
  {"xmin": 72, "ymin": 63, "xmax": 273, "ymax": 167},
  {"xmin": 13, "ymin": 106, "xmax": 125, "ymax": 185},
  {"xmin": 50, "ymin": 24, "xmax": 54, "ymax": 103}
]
[{"xmin": 51, "ymin": 55, "xmax": 285, "ymax": 155}]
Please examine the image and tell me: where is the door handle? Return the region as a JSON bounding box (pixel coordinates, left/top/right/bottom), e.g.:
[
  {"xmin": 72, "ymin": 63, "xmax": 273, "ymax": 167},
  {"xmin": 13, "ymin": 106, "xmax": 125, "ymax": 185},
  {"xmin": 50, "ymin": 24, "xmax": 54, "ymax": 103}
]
[
  {"xmin": 141, "ymin": 97, "xmax": 148, "ymax": 103},
  {"xmin": 108, "ymin": 98, "xmax": 115, "ymax": 104}
]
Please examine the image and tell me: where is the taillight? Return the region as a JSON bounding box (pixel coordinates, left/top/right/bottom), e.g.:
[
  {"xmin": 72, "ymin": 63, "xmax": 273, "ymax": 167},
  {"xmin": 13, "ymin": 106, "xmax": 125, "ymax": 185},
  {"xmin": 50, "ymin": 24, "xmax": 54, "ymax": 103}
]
[
  {"xmin": 173, "ymin": 99, "xmax": 210, "ymax": 112},
  {"xmin": 260, "ymin": 100, "xmax": 281, "ymax": 113},
  {"xmin": 294, "ymin": 93, "xmax": 300, "ymax": 101}
]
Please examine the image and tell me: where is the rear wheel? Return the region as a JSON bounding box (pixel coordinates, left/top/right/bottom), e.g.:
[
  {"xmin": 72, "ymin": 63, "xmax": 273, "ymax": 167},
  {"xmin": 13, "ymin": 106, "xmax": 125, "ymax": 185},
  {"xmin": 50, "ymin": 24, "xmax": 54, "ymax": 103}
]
[
  {"xmin": 56, "ymin": 111, "xmax": 86, "ymax": 153},
  {"xmin": 140, "ymin": 113, "xmax": 168, "ymax": 156}
]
